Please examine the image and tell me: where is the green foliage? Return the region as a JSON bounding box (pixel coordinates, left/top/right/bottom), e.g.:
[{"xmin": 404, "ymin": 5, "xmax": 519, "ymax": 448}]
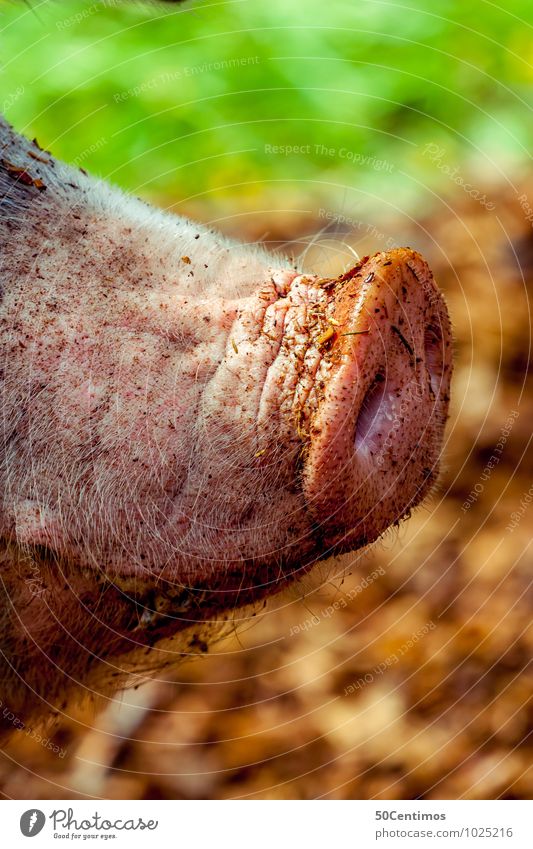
[{"xmin": 0, "ymin": 0, "xmax": 530, "ymax": 208}]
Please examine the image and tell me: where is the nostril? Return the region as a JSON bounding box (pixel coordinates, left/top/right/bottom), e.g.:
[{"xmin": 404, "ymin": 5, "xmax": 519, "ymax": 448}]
[
  {"xmin": 354, "ymin": 372, "xmax": 387, "ymax": 452},
  {"xmin": 301, "ymin": 248, "xmax": 453, "ymax": 552},
  {"xmin": 424, "ymin": 324, "xmax": 444, "ymax": 397}
]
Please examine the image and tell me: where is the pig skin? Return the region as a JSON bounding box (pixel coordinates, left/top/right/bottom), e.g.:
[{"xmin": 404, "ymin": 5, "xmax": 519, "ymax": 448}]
[{"xmin": 0, "ymin": 117, "xmax": 452, "ymax": 723}]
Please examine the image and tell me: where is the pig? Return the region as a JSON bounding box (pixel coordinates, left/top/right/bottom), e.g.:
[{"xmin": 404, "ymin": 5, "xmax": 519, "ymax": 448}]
[{"xmin": 0, "ymin": 73, "xmax": 452, "ymax": 727}]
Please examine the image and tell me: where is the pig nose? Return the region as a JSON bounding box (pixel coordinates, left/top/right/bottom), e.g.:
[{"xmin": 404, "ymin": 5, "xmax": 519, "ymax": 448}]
[{"xmin": 301, "ymin": 248, "xmax": 453, "ymax": 552}]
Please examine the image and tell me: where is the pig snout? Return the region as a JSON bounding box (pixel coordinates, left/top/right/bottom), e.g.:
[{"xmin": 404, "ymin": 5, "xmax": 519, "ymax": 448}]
[
  {"xmin": 173, "ymin": 246, "xmax": 452, "ymax": 582},
  {"xmin": 296, "ymin": 248, "xmax": 452, "ymax": 551},
  {"xmin": 0, "ymin": 119, "xmax": 453, "ymax": 719}
]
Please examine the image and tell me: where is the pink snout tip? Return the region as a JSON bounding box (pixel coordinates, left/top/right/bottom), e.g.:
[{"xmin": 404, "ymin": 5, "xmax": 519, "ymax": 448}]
[{"xmin": 301, "ymin": 247, "xmax": 453, "ymax": 551}]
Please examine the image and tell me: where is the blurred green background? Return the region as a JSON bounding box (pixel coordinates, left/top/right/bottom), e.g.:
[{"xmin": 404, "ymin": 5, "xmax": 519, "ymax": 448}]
[{"xmin": 1, "ymin": 0, "xmax": 530, "ymax": 219}]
